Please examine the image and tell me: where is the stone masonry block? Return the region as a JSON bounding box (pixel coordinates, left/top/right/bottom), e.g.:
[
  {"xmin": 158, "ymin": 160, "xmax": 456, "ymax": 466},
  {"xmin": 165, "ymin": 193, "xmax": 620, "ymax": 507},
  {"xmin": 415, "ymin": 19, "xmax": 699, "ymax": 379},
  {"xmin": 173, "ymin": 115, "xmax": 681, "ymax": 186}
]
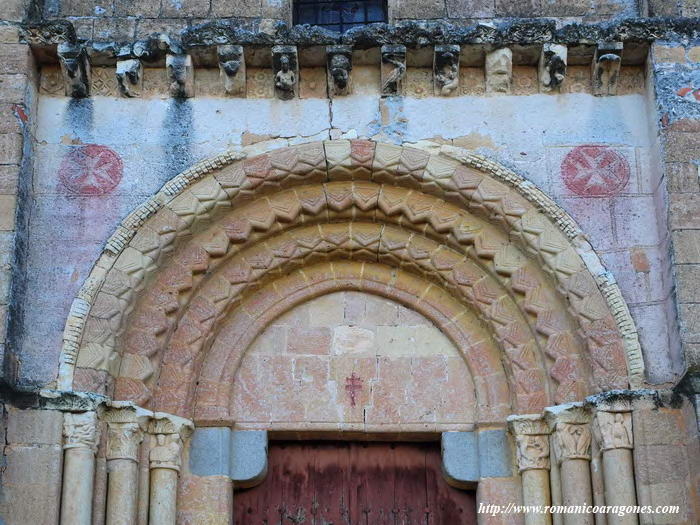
[
  {"xmin": 672, "ymin": 230, "xmax": 700, "ymax": 263},
  {"xmin": 654, "ymin": 45, "xmax": 686, "ymax": 64},
  {"xmin": 1, "ymin": 444, "xmax": 63, "ymax": 525},
  {"xmin": 445, "ymin": 0, "xmax": 495, "ymax": 18},
  {"xmin": 633, "ymin": 407, "xmax": 687, "ymax": 447},
  {"xmin": 634, "ymin": 444, "xmax": 690, "ymax": 485},
  {"xmin": 676, "ymin": 265, "xmax": 700, "ymax": 304},
  {"xmin": 114, "ymin": 0, "xmax": 161, "ymax": 17},
  {"xmin": 0, "ymin": 0, "xmax": 25, "ymax": 21},
  {"xmin": 670, "ymin": 194, "xmax": 700, "ymax": 229},
  {"xmin": 212, "ymin": 0, "xmax": 263, "ymax": 17},
  {"xmin": 0, "ymin": 25, "xmax": 21, "ymax": 44},
  {"xmin": 665, "ymin": 131, "xmax": 700, "ymax": 162},
  {"xmin": 442, "ymin": 431, "xmax": 479, "ymax": 488},
  {"xmin": 231, "ymin": 430, "xmax": 268, "ymax": 488},
  {"xmin": 0, "ymin": 44, "xmax": 32, "ymax": 76},
  {"xmin": 679, "ymin": 304, "xmax": 700, "ymax": 342},
  {"xmin": 0, "ymin": 74, "xmax": 30, "ymax": 104},
  {"xmin": 667, "ymin": 163, "xmax": 700, "ymax": 193},
  {"xmin": 161, "ymin": 0, "xmax": 211, "ymax": 17},
  {"xmin": 478, "ymin": 428, "xmax": 513, "ymax": 478},
  {"xmin": 495, "ymin": 0, "xmax": 543, "ymax": 17},
  {"xmin": 189, "ymin": 426, "xmax": 231, "ymax": 477},
  {"xmin": 0, "ymin": 195, "xmax": 17, "ymax": 230},
  {"xmin": 0, "ymin": 165, "xmax": 18, "ymax": 194},
  {"xmin": 393, "ymin": 0, "xmax": 447, "ymax": 19},
  {"xmin": 7, "ymin": 408, "xmax": 63, "ymax": 445},
  {"xmin": 0, "ymin": 133, "xmax": 23, "ymax": 164}
]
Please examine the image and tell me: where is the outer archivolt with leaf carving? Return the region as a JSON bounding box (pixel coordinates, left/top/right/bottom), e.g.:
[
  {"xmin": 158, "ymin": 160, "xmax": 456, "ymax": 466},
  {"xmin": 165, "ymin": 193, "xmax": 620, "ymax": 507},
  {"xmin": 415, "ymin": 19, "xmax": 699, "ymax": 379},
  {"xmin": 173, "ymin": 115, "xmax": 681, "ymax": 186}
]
[{"xmin": 59, "ymin": 140, "xmax": 642, "ymax": 427}]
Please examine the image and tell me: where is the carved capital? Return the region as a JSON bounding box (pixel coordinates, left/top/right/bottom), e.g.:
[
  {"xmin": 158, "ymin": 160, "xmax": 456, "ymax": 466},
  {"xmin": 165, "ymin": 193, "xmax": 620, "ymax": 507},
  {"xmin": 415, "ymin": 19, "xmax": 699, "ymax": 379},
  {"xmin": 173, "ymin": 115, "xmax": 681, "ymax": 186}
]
[
  {"xmin": 553, "ymin": 423, "xmax": 592, "ymax": 461},
  {"xmin": 63, "ymin": 411, "xmax": 100, "ymax": 452},
  {"xmin": 149, "ymin": 433, "xmax": 184, "ymax": 472},
  {"xmin": 508, "ymin": 415, "xmax": 550, "ymax": 472},
  {"xmin": 147, "ymin": 412, "xmax": 194, "ymax": 437},
  {"xmin": 107, "ymin": 422, "xmax": 143, "ymax": 461},
  {"xmin": 594, "ymin": 411, "xmax": 633, "ymax": 451}
]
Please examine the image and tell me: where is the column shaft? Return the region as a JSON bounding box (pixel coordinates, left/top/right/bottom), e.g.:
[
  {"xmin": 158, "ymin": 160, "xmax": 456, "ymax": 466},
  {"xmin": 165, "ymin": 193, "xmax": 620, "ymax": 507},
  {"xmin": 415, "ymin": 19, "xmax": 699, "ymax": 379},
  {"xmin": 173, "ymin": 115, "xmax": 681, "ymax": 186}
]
[
  {"xmin": 61, "ymin": 447, "xmax": 96, "ymax": 525},
  {"xmin": 107, "ymin": 459, "xmax": 139, "ymax": 525},
  {"xmin": 522, "ymin": 469, "xmax": 552, "ymax": 525},
  {"xmin": 560, "ymin": 459, "xmax": 594, "ymax": 525},
  {"xmin": 149, "ymin": 468, "xmax": 179, "ymax": 525},
  {"xmin": 602, "ymin": 449, "xmax": 637, "ymax": 525}
]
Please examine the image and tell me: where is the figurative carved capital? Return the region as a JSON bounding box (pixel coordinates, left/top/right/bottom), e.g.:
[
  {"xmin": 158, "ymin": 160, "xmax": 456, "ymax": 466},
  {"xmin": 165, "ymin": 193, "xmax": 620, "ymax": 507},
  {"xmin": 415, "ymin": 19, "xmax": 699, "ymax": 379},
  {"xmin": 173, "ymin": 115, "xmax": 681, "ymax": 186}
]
[
  {"xmin": 106, "ymin": 422, "xmax": 143, "ymax": 461},
  {"xmin": 554, "ymin": 423, "xmax": 592, "ymax": 461},
  {"xmin": 594, "ymin": 411, "xmax": 633, "ymax": 451},
  {"xmin": 63, "ymin": 411, "xmax": 100, "ymax": 452},
  {"xmin": 149, "ymin": 433, "xmax": 183, "ymax": 472},
  {"xmin": 515, "ymin": 434, "xmax": 551, "ymax": 472}
]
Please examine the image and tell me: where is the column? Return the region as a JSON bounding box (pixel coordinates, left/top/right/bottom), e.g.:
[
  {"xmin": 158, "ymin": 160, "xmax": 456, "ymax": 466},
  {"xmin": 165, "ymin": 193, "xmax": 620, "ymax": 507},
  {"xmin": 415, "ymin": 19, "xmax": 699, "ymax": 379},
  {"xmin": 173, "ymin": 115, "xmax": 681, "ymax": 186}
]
[
  {"xmin": 105, "ymin": 404, "xmax": 151, "ymax": 525},
  {"xmin": 593, "ymin": 401, "xmax": 637, "ymax": 525},
  {"xmin": 546, "ymin": 404, "xmax": 593, "ymax": 525},
  {"xmin": 148, "ymin": 413, "xmax": 194, "ymax": 525},
  {"xmin": 61, "ymin": 411, "xmax": 100, "ymax": 525},
  {"xmin": 508, "ymin": 415, "xmax": 552, "ymax": 525}
]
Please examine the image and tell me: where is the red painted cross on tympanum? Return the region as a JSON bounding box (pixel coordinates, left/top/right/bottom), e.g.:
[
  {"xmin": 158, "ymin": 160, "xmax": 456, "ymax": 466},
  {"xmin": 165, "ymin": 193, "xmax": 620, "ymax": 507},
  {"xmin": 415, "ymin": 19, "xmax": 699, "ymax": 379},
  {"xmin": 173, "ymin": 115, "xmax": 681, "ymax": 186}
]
[
  {"xmin": 58, "ymin": 144, "xmax": 123, "ymax": 195},
  {"xmin": 561, "ymin": 145, "xmax": 630, "ymax": 197},
  {"xmin": 345, "ymin": 373, "xmax": 363, "ymax": 407}
]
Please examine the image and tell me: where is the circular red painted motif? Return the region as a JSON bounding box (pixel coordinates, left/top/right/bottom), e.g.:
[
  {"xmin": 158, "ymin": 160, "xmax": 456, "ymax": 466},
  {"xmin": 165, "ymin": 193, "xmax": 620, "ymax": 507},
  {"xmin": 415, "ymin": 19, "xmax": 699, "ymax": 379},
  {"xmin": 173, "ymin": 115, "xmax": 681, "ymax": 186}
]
[
  {"xmin": 58, "ymin": 144, "xmax": 123, "ymax": 195},
  {"xmin": 561, "ymin": 145, "xmax": 630, "ymax": 197}
]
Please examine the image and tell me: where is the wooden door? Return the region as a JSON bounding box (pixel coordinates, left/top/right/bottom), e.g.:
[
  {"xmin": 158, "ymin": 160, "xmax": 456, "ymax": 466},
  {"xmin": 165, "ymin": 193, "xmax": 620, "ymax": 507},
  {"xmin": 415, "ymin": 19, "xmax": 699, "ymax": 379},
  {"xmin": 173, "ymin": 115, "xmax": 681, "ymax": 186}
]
[{"xmin": 234, "ymin": 441, "xmax": 477, "ymax": 525}]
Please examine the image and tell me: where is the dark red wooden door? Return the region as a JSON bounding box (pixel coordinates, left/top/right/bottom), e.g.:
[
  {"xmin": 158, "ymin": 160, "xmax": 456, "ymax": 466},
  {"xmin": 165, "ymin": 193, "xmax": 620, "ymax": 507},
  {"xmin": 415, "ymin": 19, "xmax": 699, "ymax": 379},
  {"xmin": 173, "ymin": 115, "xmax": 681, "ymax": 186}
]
[{"xmin": 233, "ymin": 441, "xmax": 477, "ymax": 525}]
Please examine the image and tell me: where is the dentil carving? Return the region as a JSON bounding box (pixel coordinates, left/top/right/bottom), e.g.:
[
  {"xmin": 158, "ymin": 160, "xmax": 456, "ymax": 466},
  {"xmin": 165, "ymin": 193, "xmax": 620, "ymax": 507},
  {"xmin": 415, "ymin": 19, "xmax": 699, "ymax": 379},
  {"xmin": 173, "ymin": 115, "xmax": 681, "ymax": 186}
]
[
  {"xmin": 63, "ymin": 412, "xmax": 99, "ymax": 451},
  {"xmin": 515, "ymin": 434, "xmax": 551, "ymax": 472},
  {"xmin": 554, "ymin": 423, "xmax": 591, "ymax": 461},
  {"xmin": 106, "ymin": 422, "xmax": 143, "ymax": 461},
  {"xmin": 595, "ymin": 411, "xmax": 632, "ymax": 451}
]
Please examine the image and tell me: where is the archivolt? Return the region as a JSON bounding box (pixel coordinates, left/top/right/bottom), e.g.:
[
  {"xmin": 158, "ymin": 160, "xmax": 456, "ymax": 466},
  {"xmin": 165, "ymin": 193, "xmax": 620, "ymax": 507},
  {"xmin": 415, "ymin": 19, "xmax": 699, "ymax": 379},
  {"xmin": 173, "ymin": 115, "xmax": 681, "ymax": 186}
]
[{"xmin": 59, "ymin": 140, "xmax": 643, "ymax": 420}]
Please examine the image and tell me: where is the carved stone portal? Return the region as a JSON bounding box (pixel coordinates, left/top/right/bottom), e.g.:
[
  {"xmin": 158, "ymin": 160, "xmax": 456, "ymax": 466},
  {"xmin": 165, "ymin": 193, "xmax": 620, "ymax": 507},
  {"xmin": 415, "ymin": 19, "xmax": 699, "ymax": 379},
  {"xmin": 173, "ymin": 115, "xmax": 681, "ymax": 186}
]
[
  {"xmin": 381, "ymin": 45, "xmax": 407, "ymax": 96},
  {"xmin": 272, "ymin": 45, "xmax": 298, "ymax": 100},
  {"xmin": 218, "ymin": 45, "xmax": 246, "ymax": 96},
  {"xmin": 327, "ymin": 45, "xmax": 353, "ymax": 97}
]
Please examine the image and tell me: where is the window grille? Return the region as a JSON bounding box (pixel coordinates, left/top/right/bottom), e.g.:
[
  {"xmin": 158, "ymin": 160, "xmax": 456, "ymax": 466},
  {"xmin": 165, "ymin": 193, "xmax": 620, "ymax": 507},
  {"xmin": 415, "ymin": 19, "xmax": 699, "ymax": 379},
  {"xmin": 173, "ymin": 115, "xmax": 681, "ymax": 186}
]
[{"xmin": 293, "ymin": 0, "xmax": 388, "ymax": 33}]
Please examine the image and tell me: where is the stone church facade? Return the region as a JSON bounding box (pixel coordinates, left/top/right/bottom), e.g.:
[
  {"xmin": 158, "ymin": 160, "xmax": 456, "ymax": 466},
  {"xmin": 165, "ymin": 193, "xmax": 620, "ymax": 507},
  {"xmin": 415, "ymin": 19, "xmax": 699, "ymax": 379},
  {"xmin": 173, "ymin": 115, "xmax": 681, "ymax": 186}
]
[{"xmin": 0, "ymin": 0, "xmax": 699, "ymax": 523}]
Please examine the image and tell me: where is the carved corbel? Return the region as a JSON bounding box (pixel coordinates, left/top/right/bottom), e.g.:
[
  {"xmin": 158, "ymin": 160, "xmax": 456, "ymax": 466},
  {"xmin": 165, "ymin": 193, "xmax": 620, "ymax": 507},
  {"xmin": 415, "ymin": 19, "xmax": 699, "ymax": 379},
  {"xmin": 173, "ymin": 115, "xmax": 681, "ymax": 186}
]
[
  {"xmin": 116, "ymin": 59, "xmax": 143, "ymax": 98},
  {"xmin": 166, "ymin": 54, "xmax": 194, "ymax": 99},
  {"xmin": 592, "ymin": 42, "xmax": 623, "ymax": 96},
  {"xmin": 434, "ymin": 45, "xmax": 460, "ymax": 96},
  {"xmin": 272, "ymin": 45, "xmax": 298, "ymax": 100},
  {"xmin": 218, "ymin": 45, "xmax": 246, "ymax": 96},
  {"xmin": 327, "ymin": 45, "xmax": 353, "ymax": 97},
  {"xmin": 539, "ymin": 43, "xmax": 567, "ymax": 93},
  {"xmin": 58, "ymin": 42, "xmax": 91, "ymax": 98},
  {"xmin": 485, "ymin": 47, "xmax": 512, "ymax": 94},
  {"xmin": 381, "ymin": 44, "xmax": 406, "ymax": 96}
]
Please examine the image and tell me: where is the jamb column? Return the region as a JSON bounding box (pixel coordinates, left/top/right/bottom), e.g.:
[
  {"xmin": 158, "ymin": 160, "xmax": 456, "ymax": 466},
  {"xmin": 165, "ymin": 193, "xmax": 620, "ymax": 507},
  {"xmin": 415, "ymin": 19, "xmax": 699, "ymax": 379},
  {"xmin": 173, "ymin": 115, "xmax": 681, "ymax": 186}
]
[
  {"xmin": 61, "ymin": 411, "xmax": 100, "ymax": 525},
  {"xmin": 148, "ymin": 413, "xmax": 194, "ymax": 525},
  {"xmin": 546, "ymin": 404, "xmax": 594, "ymax": 525},
  {"xmin": 593, "ymin": 400, "xmax": 637, "ymax": 525},
  {"xmin": 104, "ymin": 404, "xmax": 151, "ymax": 525},
  {"xmin": 508, "ymin": 415, "xmax": 552, "ymax": 525}
]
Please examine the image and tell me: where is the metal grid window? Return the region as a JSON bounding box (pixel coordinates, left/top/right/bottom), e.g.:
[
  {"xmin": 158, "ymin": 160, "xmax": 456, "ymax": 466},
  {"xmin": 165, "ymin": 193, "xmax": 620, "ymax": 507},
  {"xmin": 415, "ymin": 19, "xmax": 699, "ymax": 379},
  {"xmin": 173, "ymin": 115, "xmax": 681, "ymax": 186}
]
[{"xmin": 293, "ymin": 0, "xmax": 387, "ymax": 33}]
